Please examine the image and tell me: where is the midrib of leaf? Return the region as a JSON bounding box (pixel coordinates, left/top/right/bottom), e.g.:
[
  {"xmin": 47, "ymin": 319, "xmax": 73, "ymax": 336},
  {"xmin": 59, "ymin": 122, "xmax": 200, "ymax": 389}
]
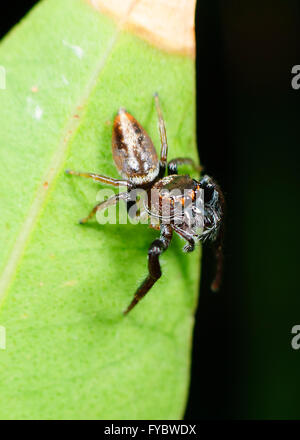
[{"xmin": 0, "ymin": 0, "xmax": 137, "ymax": 308}]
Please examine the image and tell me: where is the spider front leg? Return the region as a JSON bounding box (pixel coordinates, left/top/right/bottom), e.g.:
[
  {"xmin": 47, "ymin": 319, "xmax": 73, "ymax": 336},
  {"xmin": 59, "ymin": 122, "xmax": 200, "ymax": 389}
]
[
  {"xmin": 79, "ymin": 192, "xmax": 129, "ymax": 224},
  {"xmin": 167, "ymin": 158, "xmax": 202, "ymax": 175},
  {"xmin": 65, "ymin": 169, "xmax": 132, "ymax": 188},
  {"xmin": 65, "ymin": 169, "xmax": 133, "ymax": 223},
  {"xmin": 172, "ymin": 224, "xmax": 195, "ymax": 252},
  {"xmin": 123, "ymin": 224, "xmax": 173, "ymax": 315}
]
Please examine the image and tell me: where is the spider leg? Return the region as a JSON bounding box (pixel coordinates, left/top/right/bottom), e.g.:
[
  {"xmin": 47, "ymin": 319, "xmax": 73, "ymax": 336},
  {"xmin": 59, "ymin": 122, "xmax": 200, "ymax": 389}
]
[
  {"xmin": 154, "ymin": 93, "xmax": 168, "ymax": 176},
  {"xmin": 65, "ymin": 169, "xmax": 132, "ymax": 188},
  {"xmin": 167, "ymin": 158, "xmax": 202, "ymax": 175},
  {"xmin": 79, "ymin": 192, "xmax": 129, "ymax": 224},
  {"xmin": 123, "ymin": 224, "xmax": 173, "ymax": 315},
  {"xmin": 172, "ymin": 224, "xmax": 195, "ymax": 252},
  {"xmin": 210, "ymin": 225, "xmax": 224, "ymax": 292}
]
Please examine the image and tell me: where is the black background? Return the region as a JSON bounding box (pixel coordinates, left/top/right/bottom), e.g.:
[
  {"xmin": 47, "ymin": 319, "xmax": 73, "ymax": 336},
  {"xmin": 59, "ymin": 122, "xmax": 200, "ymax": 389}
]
[{"xmin": 1, "ymin": 0, "xmax": 300, "ymax": 420}]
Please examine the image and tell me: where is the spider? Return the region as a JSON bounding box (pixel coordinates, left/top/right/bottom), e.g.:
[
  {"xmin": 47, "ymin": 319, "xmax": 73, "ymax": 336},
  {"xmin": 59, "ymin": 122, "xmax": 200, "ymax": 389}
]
[{"xmin": 66, "ymin": 94, "xmax": 225, "ymax": 315}]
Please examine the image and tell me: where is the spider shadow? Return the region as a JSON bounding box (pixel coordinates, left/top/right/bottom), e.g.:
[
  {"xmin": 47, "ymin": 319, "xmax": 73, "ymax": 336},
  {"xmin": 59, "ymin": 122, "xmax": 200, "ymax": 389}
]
[
  {"xmin": 79, "ymin": 218, "xmax": 157, "ymax": 251},
  {"xmin": 170, "ymin": 233, "xmax": 200, "ymax": 302},
  {"xmin": 81, "ymin": 217, "xmax": 197, "ymax": 305}
]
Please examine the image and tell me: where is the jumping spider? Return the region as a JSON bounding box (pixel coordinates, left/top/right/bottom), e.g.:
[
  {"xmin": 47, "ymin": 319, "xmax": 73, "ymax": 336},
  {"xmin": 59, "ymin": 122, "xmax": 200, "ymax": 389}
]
[{"xmin": 66, "ymin": 94, "xmax": 225, "ymax": 315}]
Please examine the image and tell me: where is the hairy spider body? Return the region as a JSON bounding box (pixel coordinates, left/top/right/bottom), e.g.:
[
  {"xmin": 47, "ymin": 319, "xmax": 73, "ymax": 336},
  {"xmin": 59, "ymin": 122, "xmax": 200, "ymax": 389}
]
[
  {"xmin": 145, "ymin": 174, "xmax": 204, "ymax": 240},
  {"xmin": 66, "ymin": 94, "xmax": 225, "ymax": 315}
]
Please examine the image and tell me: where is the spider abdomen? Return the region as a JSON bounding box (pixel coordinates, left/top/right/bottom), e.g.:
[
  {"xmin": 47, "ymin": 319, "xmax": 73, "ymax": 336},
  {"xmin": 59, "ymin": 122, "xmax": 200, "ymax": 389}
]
[{"xmin": 112, "ymin": 108, "xmax": 159, "ymax": 185}]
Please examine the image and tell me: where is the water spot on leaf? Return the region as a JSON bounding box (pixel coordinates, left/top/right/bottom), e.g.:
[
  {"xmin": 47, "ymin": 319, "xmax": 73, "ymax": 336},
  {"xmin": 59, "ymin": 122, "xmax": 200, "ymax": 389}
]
[
  {"xmin": 26, "ymin": 97, "xmax": 43, "ymax": 120},
  {"xmin": 61, "ymin": 75, "xmax": 69, "ymax": 85},
  {"xmin": 62, "ymin": 39, "xmax": 84, "ymax": 59}
]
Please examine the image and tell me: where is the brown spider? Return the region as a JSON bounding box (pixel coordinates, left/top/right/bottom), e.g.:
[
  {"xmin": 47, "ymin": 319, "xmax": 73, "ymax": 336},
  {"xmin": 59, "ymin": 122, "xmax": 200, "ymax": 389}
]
[{"xmin": 66, "ymin": 94, "xmax": 225, "ymax": 315}]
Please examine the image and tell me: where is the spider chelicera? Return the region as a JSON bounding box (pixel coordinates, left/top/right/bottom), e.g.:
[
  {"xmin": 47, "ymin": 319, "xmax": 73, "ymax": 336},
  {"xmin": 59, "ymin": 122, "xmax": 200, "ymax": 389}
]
[{"xmin": 66, "ymin": 94, "xmax": 225, "ymax": 315}]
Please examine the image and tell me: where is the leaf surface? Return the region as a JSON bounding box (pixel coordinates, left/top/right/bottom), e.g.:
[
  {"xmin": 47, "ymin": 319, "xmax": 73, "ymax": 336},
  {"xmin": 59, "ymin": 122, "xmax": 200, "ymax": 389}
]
[{"xmin": 0, "ymin": 0, "xmax": 200, "ymax": 419}]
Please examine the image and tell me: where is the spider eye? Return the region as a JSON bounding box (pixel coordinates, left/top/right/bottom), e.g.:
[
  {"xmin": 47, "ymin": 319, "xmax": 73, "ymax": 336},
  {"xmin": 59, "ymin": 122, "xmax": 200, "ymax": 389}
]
[{"xmin": 204, "ymin": 184, "xmax": 215, "ymax": 203}]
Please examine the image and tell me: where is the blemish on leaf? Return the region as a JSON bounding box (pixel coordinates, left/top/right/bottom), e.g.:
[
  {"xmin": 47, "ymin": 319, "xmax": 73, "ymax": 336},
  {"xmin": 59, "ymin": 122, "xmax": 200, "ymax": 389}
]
[
  {"xmin": 62, "ymin": 39, "xmax": 84, "ymax": 59},
  {"xmin": 61, "ymin": 75, "xmax": 69, "ymax": 85},
  {"xmin": 35, "ymin": 106, "xmax": 43, "ymax": 120},
  {"xmin": 31, "ymin": 86, "xmax": 38, "ymax": 93},
  {"xmin": 89, "ymin": 0, "xmax": 196, "ymax": 57},
  {"xmin": 43, "ymin": 181, "xmax": 49, "ymax": 189},
  {"xmin": 61, "ymin": 280, "xmax": 78, "ymax": 287},
  {"xmin": 26, "ymin": 97, "xmax": 43, "ymax": 120}
]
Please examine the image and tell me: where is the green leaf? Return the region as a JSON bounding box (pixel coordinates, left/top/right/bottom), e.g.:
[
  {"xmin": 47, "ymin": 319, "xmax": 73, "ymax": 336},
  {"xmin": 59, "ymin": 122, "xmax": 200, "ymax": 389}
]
[{"xmin": 0, "ymin": 0, "xmax": 200, "ymax": 419}]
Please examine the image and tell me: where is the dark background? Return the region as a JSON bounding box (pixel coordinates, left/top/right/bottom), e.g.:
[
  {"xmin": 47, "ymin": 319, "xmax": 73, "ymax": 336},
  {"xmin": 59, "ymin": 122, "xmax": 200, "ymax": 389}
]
[{"xmin": 1, "ymin": 0, "xmax": 300, "ymax": 420}]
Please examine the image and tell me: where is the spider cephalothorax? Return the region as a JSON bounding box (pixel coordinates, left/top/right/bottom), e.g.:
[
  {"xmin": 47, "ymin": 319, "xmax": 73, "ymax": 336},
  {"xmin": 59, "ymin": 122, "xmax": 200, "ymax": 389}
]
[{"xmin": 66, "ymin": 94, "xmax": 225, "ymax": 314}]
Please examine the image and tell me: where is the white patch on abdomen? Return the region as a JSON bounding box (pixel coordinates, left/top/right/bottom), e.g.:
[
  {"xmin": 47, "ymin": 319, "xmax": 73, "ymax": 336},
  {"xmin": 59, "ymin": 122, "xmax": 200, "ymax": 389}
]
[{"xmin": 128, "ymin": 157, "xmax": 139, "ymax": 171}]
